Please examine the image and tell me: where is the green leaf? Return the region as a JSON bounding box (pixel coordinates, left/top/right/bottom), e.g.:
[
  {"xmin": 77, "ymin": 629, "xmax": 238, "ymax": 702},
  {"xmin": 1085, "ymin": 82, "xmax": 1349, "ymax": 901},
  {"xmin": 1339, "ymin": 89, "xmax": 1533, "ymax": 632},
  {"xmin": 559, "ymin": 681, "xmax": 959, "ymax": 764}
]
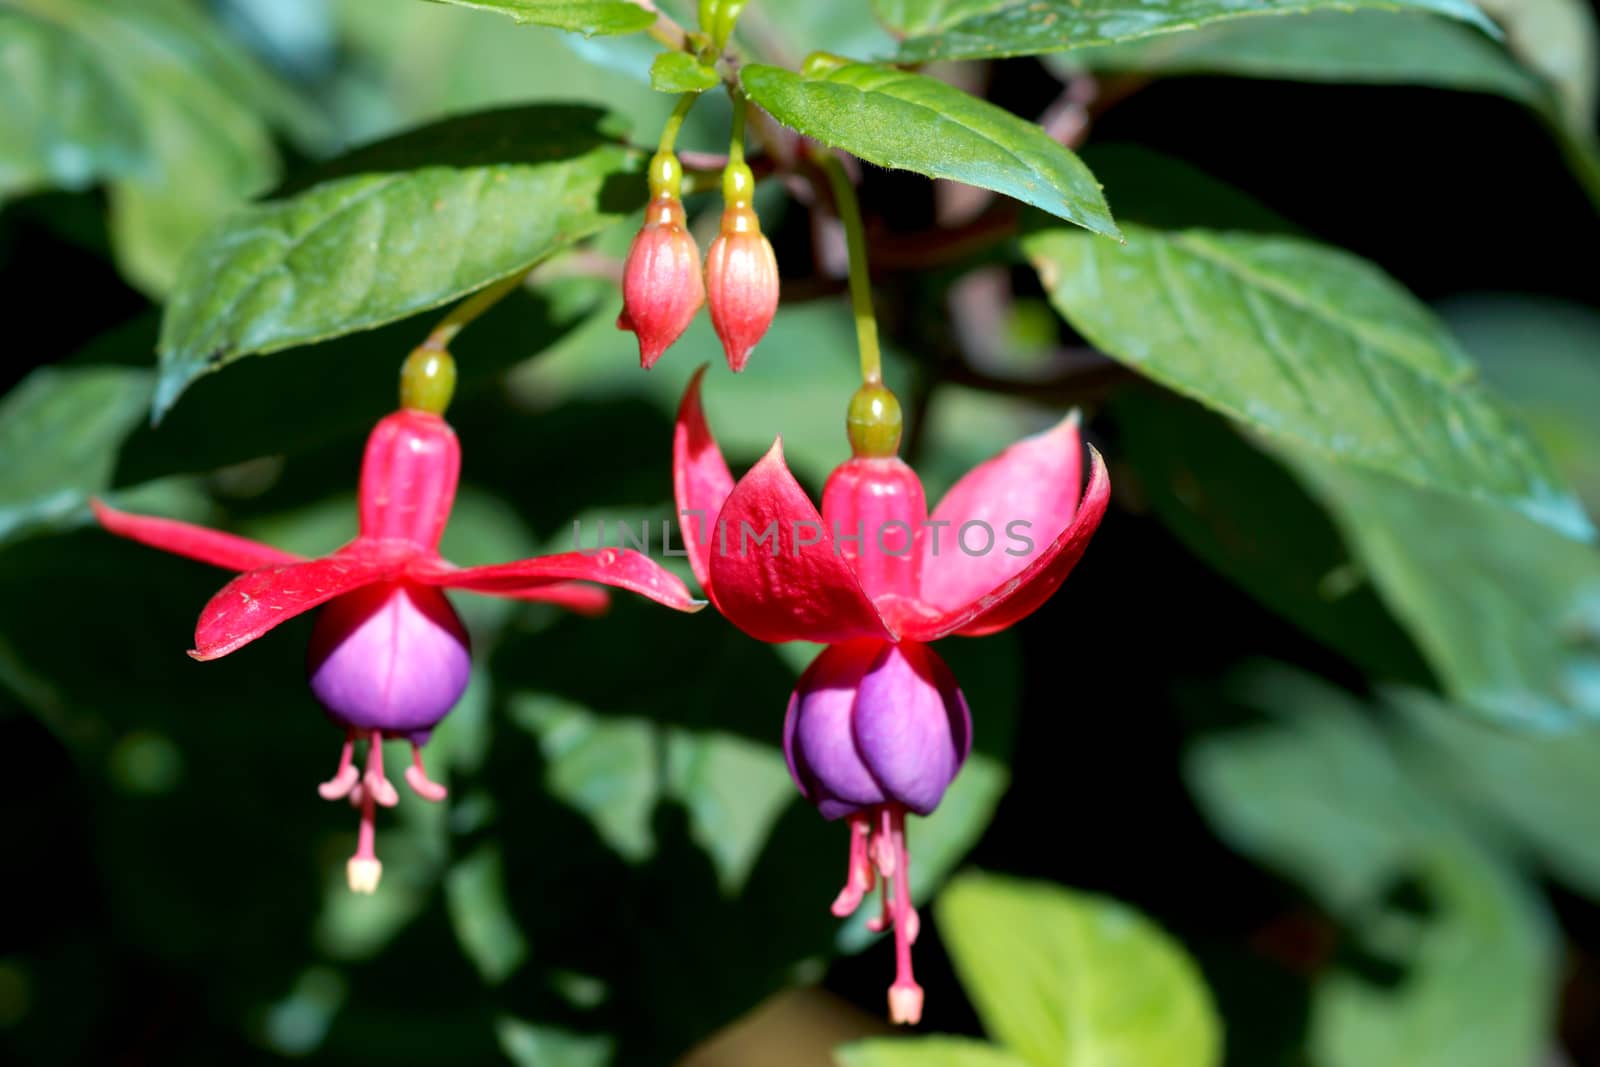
[
  {"xmin": 937, "ymin": 872, "xmax": 1222, "ymax": 1067},
  {"xmin": 1444, "ymin": 293, "xmax": 1600, "ymax": 511},
  {"xmin": 1113, "ymin": 389, "xmax": 1431, "ymax": 684},
  {"xmin": 882, "ymin": 0, "xmax": 1499, "ymax": 62},
  {"xmin": 1190, "ymin": 667, "xmax": 1555, "ymax": 1067},
  {"xmin": 154, "ymin": 105, "xmax": 644, "ymax": 418},
  {"xmin": 838, "ymin": 1037, "xmax": 1032, "ymax": 1067},
  {"xmin": 650, "ymin": 51, "xmax": 720, "ymax": 93},
  {"xmin": 1278, "ymin": 447, "xmax": 1600, "ymax": 727},
  {"xmin": 0, "ymin": 9, "xmax": 146, "ymax": 199},
  {"xmin": 1024, "ymin": 223, "xmax": 1591, "ymax": 540},
  {"xmin": 740, "ymin": 62, "xmax": 1119, "ymax": 238},
  {"xmin": 20, "ymin": 0, "xmax": 316, "ymax": 296},
  {"xmin": 0, "ymin": 366, "xmax": 154, "ymax": 546},
  {"xmin": 1057, "ymin": 11, "xmax": 1542, "ymax": 102},
  {"xmin": 420, "ymin": 0, "xmax": 657, "ymax": 35},
  {"xmin": 1053, "ymin": 13, "xmax": 1600, "ymax": 210},
  {"xmin": 1476, "ymin": 0, "xmax": 1599, "ymax": 129},
  {"xmin": 125, "ymin": 280, "xmax": 604, "ymax": 485},
  {"xmin": 1394, "ymin": 688, "xmax": 1600, "ymax": 900}
]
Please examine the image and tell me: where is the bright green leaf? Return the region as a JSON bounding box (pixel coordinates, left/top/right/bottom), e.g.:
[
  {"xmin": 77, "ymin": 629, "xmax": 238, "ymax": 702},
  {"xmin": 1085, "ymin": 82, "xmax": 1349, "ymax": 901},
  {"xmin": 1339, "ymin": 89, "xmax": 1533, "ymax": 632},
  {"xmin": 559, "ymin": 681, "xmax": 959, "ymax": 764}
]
[
  {"xmin": 882, "ymin": 0, "xmax": 1499, "ymax": 62},
  {"xmin": 838, "ymin": 1037, "xmax": 1032, "ymax": 1067},
  {"xmin": 421, "ymin": 0, "xmax": 657, "ymax": 35},
  {"xmin": 740, "ymin": 62, "xmax": 1120, "ymax": 238},
  {"xmin": 650, "ymin": 51, "xmax": 720, "ymax": 93},
  {"xmin": 0, "ymin": 9, "xmax": 145, "ymax": 199},
  {"xmin": 937, "ymin": 871, "xmax": 1222, "ymax": 1067},
  {"xmin": 1025, "ymin": 223, "xmax": 1591, "ymax": 539},
  {"xmin": 155, "ymin": 105, "xmax": 644, "ymax": 418}
]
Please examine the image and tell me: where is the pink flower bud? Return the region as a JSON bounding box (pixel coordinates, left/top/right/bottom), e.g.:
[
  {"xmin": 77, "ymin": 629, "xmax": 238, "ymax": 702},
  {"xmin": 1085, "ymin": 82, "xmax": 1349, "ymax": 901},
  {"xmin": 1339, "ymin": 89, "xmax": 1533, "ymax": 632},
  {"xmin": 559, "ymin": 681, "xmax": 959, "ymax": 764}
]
[
  {"xmin": 705, "ymin": 203, "xmax": 778, "ymax": 372},
  {"xmin": 618, "ymin": 192, "xmax": 704, "ymax": 369}
]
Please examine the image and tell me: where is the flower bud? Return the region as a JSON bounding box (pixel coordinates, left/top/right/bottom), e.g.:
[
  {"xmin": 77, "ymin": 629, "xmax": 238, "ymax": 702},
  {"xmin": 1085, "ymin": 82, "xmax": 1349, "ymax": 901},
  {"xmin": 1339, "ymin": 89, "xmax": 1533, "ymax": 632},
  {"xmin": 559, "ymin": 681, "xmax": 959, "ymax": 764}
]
[
  {"xmin": 784, "ymin": 640, "xmax": 970, "ymax": 821},
  {"xmin": 705, "ymin": 162, "xmax": 778, "ymax": 372},
  {"xmin": 618, "ymin": 153, "xmax": 704, "ymax": 369}
]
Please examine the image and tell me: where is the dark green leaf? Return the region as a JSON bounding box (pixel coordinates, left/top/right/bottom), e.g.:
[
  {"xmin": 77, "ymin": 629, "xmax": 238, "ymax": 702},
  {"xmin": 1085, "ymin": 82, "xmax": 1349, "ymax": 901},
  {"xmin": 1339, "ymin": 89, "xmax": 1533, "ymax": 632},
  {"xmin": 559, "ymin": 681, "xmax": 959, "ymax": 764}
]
[
  {"xmin": 650, "ymin": 51, "xmax": 720, "ymax": 93},
  {"xmin": 0, "ymin": 9, "xmax": 146, "ymax": 199},
  {"xmin": 1056, "ymin": 14, "xmax": 1600, "ymax": 210},
  {"xmin": 0, "ymin": 366, "xmax": 154, "ymax": 546},
  {"xmin": 838, "ymin": 1038, "xmax": 1031, "ymax": 1067},
  {"xmin": 420, "ymin": 0, "xmax": 657, "ymax": 35},
  {"xmin": 1113, "ymin": 389, "xmax": 1430, "ymax": 683},
  {"xmin": 21, "ymin": 0, "xmax": 318, "ymax": 295},
  {"xmin": 1025, "ymin": 223, "xmax": 1591, "ymax": 539},
  {"xmin": 740, "ymin": 62, "xmax": 1120, "ymax": 238},
  {"xmin": 1190, "ymin": 667, "xmax": 1555, "ymax": 1067},
  {"xmin": 1057, "ymin": 11, "xmax": 1541, "ymax": 101},
  {"xmin": 1394, "ymin": 687, "xmax": 1600, "ymax": 900},
  {"xmin": 1279, "ymin": 447, "xmax": 1600, "ymax": 727},
  {"xmin": 155, "ymin": 105, "xmax": 644, "ymax": 418},
  {"xmin": 937, "ymin": 872, "xmax": 1222, "ymax": 1067},
  {"xmin": 882, "ymin": 0, "xmax": 1498, "ymax": 62},
  {"xmin": 124, "ymin": 280, "xmax": 605, "ymax": 484},
  {"xmin": 1443, "ymin": 293, "xmax": 1600, "ymax": 511},
  {"xmin": 1476, "ymin": 0, "xmax": 1598, "ymax": 129}
]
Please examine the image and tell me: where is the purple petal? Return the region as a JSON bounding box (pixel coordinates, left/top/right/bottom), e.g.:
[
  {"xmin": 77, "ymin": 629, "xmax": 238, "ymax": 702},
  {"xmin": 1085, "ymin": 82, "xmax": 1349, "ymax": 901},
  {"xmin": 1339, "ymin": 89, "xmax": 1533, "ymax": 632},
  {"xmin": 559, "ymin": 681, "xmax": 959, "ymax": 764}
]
[
  {"xmin": 852, "ymin": 642, "xmax": 970, "ymax": 815},
  {"xmin": 307, "ymin": 584, "xmax": 471, "ymax": 743},
  {"xmin": 785, "ymin": 642, "xmax": 887, "ymax": 818}
]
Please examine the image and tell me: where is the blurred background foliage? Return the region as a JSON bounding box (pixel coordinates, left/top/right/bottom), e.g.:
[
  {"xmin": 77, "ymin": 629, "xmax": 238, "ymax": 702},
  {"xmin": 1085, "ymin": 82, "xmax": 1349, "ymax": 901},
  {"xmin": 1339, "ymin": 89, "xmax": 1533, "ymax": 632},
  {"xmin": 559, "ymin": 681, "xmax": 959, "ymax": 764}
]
[{"xmin": 7, "ymin": 0, "xmax": 1600, "ymax": 1064}]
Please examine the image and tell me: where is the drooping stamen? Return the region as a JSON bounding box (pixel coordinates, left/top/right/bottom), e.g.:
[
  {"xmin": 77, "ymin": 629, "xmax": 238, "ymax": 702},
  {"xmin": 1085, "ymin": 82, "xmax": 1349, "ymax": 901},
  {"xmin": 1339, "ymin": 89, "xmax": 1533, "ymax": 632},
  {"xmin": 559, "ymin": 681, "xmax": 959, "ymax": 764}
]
[
  {"xmin": 867, "ymin": 873, "xmax": 892, "ymax": 934},
  {"xmin": 346, "ymin": 784, "xmax": 383, "ymax": 894},
  {"xmin": 362, "ymin": 731, "xmax": 399, "ymax": 809},
  {"xmin": 404, "ymin": 744, "xmax": 448, "ymax": 802},
  {"xmin": 871, "ymin": 806, "xmax": 898, "ymax": 879},
  {"xmin": 832, "ymin": 813, "xmax": 876, "ymax": 917},
  {"xmin": 318, "ymin": 731, "xmax": 360, "ymax": 800},
  {"xmin": 885, "ymin": 806, "xmax": 924, "ymax": 1025}
]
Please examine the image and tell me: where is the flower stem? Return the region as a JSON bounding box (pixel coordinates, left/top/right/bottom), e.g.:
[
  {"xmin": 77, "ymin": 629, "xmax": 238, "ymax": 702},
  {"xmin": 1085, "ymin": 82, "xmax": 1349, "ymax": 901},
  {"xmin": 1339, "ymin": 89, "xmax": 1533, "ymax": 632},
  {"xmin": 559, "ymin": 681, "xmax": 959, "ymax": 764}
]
[
  {"xmin": 815, "ymin": 151, "xmax": 882, "ymax": 386},
  {"xmin": 658, "ymin": 92, "xmax": 699, "ymax": 156},
  {"xmin": 421, "ymin": 268, "xmax": 531, "ymax": 352},
  {"xmin": 634, "ymin": 0, "xmax": 690, "ymax": 51},
  {"xmin": 727, "ymin": 87, "xmax": 748, "ymax": 169}
]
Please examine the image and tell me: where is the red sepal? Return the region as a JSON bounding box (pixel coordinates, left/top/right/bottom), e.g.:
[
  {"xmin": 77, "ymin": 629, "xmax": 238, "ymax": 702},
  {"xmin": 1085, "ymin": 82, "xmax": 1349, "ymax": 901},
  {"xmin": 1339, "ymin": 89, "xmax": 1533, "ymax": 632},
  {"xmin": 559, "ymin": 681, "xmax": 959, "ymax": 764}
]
[{"xmin": 707, "ymin": 440, "xmax": 894, "ymax": 644}]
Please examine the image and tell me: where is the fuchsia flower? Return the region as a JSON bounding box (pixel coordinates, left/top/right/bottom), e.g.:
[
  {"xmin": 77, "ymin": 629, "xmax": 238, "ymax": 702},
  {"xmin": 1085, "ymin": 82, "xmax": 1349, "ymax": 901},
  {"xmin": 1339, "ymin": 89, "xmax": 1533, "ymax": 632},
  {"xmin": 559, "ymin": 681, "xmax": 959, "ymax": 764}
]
[
  {"xmin": 96, "ymin": 403, "xmax": 701, "ymax": 892},
  {"xmin": 673, "ymin": 368, "xmax": 1109, "ymax": 1023},
  {"xmin": 618, "ymin": 153, "xmax": 705, "ymax": 369},
  {"xmin": 705, "ymin": 162, "xmax": 778, "ymax": 373}
]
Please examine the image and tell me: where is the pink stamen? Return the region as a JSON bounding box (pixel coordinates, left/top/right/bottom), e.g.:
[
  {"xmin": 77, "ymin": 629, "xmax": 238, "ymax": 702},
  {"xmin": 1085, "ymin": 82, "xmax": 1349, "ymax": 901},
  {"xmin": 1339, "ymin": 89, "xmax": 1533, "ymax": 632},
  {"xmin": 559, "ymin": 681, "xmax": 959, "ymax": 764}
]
[
  {"xmin": 404, "ymin": 745, "xmax": 448, "ymax": 802},
  {"xmin": 362, "ymin": 731, "xmax": 399, "ymax": 808},
  {"xmin": 318, "ymin": 731, "xmax": 360, "ymax": 800},
  {"xmin": 871, "ymin": 806, "xmax": 898, "ymax": 879},
  {"xmin": 831, "ymin": 813, "xmax": 875, "ymax": 917},
  {"xmin": 867, "ymin": 875, "xmax": 892, "ymax": 934},
  {"xmin": 346, "ymin": 779, "xmax": 383, "ymax": 893},
  {"xmin": 885, "ymin": 806, "xmax": 924, "ymax": 1025}
]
